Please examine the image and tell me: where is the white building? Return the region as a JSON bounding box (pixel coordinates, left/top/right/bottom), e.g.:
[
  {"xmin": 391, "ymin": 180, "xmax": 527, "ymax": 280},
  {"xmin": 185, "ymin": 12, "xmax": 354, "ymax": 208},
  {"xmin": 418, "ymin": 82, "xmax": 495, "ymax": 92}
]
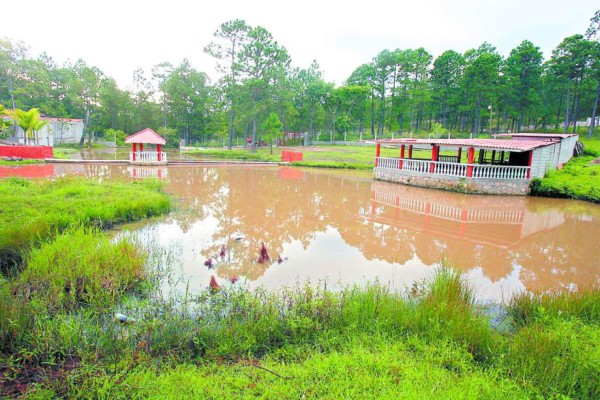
[{"xmin": 5, "ymin": 117, "xmax": 84, "ymax": 147}]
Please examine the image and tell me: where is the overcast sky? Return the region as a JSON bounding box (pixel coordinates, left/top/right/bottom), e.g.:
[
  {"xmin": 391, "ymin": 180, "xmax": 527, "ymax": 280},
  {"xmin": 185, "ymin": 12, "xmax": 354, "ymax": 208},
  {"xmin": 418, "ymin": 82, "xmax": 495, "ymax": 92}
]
[{"xmin": 1, "ymin": 0, "xmax": 597, "ymax": 89}]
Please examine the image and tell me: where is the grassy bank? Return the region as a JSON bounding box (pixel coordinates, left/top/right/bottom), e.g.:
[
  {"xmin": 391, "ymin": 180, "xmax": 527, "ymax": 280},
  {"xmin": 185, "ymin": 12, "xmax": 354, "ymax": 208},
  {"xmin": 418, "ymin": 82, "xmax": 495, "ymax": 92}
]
[
  {"xmin": 0, "ymin": 159, "xmax": 41, "ymax": 166},
  {"xmin": 1, "ymin": 262, "xmax": 598, "ymax": 398},
  {"xmin": 182, "ymin": 145, "xmax": 432, "ymax": 169},
  {"xmin": 0, "ymin": 176, "xmax": 170, "ymax": 270},
  {"xmin": 531, "ymin": 140, "xmax": 600, "ymax": 203}
]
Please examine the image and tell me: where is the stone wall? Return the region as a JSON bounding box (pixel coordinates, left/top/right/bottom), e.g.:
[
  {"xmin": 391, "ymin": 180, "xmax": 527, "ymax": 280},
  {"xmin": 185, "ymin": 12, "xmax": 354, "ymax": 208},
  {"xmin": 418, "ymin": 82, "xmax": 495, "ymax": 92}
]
[{"xmin": 374, "ymin": 168, "xmax": 530, "ymax": 195}]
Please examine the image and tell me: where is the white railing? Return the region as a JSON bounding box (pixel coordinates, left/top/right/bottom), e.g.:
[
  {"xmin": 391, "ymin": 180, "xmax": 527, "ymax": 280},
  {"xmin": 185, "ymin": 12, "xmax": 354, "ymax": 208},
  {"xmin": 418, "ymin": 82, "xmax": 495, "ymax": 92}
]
[
  {"xmin": 401, "ymin": 159, "xmax": 430, "ymax": 173},
  {"xmin": 376, "ymin": 157, "xmax": 530, "ymax": 180},
  {"xmin": 130, "ymin": 151, "xmax": 167, "ymax": 163},
  {"xmin": 377, "ymin": 157, "xmax": 399, "ymax": 169},
  {"xmin": 471, "ymin": 164, "xmax": 529, "ymax": 180}
]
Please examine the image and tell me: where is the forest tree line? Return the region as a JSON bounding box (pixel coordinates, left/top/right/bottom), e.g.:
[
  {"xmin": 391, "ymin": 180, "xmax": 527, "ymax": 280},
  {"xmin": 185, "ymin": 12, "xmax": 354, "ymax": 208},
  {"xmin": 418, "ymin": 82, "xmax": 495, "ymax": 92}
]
[{"xmin": 0, "ymin": 11, "xmax": 599, "ymax": 149}]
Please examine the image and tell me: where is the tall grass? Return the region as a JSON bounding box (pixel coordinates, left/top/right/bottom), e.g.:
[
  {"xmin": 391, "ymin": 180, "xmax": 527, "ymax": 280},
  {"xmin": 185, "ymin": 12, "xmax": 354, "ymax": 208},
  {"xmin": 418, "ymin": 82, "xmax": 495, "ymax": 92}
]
[
  {"xmin": 17, "ymin": 228, "xmax": 147, "ymax": 311},
  {"xmin": 0, "ymin": 176, "xmax": 170, "ymax": 271}
]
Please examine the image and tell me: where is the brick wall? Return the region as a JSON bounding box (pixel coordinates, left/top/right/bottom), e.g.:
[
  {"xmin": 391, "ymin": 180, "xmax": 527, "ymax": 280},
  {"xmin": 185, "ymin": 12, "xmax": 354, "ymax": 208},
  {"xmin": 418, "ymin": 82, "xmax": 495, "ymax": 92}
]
[{"xmin": 0, "ymin": 145, "xmax": 53, "ymax": 159}]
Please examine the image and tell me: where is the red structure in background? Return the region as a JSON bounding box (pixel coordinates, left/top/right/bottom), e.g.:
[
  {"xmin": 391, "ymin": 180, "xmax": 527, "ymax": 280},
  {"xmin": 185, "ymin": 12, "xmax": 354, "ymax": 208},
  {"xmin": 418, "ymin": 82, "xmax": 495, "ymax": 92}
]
[
  {"xmin": 125, "ymin": 128, "xmax": 166, "ymax": 163},
  {"xmin": 0, "ymin": 164, "xmax": 55, "ymax": 178},
  {"xmin": 281, "ymin": 151, "xmax": 303, "ymax": 162},
  {"xmin": 0, "ymin": 145, "xmax": 53, "ymax": 159}
]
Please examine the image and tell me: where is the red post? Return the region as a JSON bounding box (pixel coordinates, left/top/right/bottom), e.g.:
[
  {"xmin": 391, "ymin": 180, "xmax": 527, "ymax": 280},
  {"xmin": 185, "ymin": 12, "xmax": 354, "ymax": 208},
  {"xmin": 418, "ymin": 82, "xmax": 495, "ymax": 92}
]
[
  {"xmin": 457, "ymin": 147, "xmax": 462, "ymax": 163},
  {"xmin": 467, "ymin": 147, "xmax": 475, "ymax": 177},
  {"xmin": 157, "ymin": 144, "xmax": 162, "ymax": 161},
  {"xmin": 140, "ymin": 143, "xmax": 144, "ymax": 152},
  {"xmin": 430, "ymin": 145, "xmax": 439, "ymax": 173},
  {"xmin": 527, "ymin": 151, "xmax": 533, "ymax": 179},
  {"xmin": 132, "ymin": 143, "xmax": 136, "ymax": 161},
  {"xmin": 408, "ymin": 145, "xmax": 413, "ymax": 159},
  {"xmin": 399, "ymin": 145, "xmax": 405, "ymax": 170},
  {"xmin": 375, "ymin": 143, "xmax": 381, "ymax": 167}
]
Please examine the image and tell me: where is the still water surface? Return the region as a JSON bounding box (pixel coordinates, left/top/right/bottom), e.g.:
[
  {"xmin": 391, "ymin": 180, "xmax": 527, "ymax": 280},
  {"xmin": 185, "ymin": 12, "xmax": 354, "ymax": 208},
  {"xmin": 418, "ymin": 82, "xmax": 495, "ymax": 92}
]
[{"xmin": 2, "ymin": 162, "xmax": 599, "ymax": 301}]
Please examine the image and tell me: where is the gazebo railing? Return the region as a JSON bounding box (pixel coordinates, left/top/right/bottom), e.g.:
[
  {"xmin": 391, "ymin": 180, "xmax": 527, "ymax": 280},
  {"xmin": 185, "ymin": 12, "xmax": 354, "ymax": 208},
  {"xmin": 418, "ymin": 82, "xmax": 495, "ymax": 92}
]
[
  {"xmin": 376, "ymin": 157, "xmax": 530, "ymax": 180},
  {"xmin": 130, "ymin": 151, "xmax": 167, "ymax": 163}
]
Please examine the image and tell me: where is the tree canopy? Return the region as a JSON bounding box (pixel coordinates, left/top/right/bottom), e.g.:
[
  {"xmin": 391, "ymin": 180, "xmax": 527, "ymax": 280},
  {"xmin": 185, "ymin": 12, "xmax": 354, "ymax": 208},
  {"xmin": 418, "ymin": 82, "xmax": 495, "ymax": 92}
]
[{"xmin": 0, "ymin": 12, "xmax": 599, "ymax": 146}]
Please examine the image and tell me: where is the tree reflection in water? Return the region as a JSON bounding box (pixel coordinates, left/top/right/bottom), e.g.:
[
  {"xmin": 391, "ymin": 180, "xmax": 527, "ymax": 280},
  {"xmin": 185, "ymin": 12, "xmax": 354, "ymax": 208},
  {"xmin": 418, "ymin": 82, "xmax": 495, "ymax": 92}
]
[{"xmin": 40, "ymin": 164, "xmax": 600, "ymax": 300}]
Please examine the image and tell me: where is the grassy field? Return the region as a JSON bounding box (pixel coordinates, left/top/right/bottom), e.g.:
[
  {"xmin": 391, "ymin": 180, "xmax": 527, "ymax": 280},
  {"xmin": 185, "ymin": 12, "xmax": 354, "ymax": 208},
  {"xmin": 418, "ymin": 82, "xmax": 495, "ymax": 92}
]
[
  {"xmin": 183, "ymin": 144, "xmax": 432, "ymax": 169},
  {"xmin": 1, "ymin": 255, "xmax": 598, "ymax": 398},
  {"xmin": 0, "ymin": 176, "xmax": 170, "ymax": 272},
  {"xmin": 0, "ymin": 158, "xmax": 598, "ymax": 398},
  {"xmin": 530, "ymin": 140, "xmax": 600, "ymax": 203}
]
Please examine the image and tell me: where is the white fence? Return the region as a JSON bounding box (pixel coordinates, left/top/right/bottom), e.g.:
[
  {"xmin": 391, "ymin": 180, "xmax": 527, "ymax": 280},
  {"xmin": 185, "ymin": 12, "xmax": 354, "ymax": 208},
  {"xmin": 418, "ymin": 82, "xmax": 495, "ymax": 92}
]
[
  {"xmin": 130, "ymin": 151, "xmax": 167, "ymax": 163},
  {"xmin": 376, "ymin": 157, "xmax": 530, "ymax": 180}
]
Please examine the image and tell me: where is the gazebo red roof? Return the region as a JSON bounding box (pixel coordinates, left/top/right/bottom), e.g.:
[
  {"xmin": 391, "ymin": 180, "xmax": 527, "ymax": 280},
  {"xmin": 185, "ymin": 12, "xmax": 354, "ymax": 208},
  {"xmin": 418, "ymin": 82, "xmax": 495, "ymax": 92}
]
[
  {"xmin": 125, "ymin": 128, "xmax": 166, "ymax": 145},
  {"xmin": 375, "ymin": 138, "xmax": 559, "ymax": 152}
]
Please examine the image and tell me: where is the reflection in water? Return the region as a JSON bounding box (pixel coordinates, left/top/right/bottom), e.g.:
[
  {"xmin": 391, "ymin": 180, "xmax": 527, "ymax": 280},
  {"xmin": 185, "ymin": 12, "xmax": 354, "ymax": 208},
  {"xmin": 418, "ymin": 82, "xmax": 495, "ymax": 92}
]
[
  {"xmin": 128, "ymin": 166, "xmax": 168, "ymax": 179},
  {"xmin": 4, "ymin": 163, "xmax": 599, "ymax": 300}
]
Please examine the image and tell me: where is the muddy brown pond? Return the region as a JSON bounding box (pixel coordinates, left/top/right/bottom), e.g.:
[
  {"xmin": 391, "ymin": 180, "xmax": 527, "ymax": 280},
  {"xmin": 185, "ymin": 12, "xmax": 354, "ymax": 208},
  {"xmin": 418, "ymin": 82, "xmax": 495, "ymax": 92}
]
[{"xmin": 3, "ymin": 163, "xmax": 599, "ymax": 301}]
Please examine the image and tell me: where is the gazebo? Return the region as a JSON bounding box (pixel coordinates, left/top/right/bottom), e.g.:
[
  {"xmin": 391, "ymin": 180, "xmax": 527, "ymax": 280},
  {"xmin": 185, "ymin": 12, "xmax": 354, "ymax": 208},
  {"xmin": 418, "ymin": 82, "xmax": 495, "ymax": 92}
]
[{"xmin": 125, "ymin": 128, "xmax": 167, "ymax": 164}]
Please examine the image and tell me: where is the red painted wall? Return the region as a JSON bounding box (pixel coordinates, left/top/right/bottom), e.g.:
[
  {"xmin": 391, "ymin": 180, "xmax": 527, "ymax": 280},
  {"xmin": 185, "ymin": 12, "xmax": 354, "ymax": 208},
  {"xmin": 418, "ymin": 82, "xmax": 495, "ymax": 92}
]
[
  {"xmin": 0, "ymin": 145, "xmax": 53, "ymax": 159},
  {"xmin": 281, "ymin": 151, "xmax": 303, "ymax": 162}
]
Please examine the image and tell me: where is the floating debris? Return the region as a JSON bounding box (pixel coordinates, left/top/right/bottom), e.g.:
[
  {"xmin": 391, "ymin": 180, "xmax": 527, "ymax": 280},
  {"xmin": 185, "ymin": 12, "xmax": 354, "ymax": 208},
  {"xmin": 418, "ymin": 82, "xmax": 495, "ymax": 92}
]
[
  {"xmin": 204, "ymin": 258, "xmax": 214, "ymax": 268},
  {"xmin": 230, "ymin": 276, "xmax": 239, "ymax": 284},
  {"xmin": 257, "ymin": 242, "xmax": 270, "ymax": 264},
  {"xmin": 277, "ymin": 254, "xmax": 283, "ymax": 264},
  {"xmin": 209, "ymin": 275, "xmax": 221, "ymax": 292},
  {"xmin": 219, "ymin": 245, "xmax": 227, "ymax": 258}
]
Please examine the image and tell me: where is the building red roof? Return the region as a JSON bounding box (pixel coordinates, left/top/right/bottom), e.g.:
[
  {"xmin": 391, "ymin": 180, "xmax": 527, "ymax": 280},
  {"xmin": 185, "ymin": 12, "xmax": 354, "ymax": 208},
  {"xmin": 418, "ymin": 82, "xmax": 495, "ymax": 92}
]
[
  {"xmin": 375, "ymin": 138, "xmax": 560, "ymax": 152},
  {"xmin": 125, "ymin": 128, "xmax": 166, "ymax": 145},
  {"xmin": 494, "ymin": 133, "xmax": 578, "ymax": 139}
]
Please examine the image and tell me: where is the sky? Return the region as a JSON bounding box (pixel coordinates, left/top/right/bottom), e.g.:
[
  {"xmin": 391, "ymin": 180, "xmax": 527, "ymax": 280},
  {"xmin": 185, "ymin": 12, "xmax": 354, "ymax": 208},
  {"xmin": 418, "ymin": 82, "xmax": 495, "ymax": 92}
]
[{"xmin": 0, "ymin": 0, "xmax": 597, "ymax": 90}]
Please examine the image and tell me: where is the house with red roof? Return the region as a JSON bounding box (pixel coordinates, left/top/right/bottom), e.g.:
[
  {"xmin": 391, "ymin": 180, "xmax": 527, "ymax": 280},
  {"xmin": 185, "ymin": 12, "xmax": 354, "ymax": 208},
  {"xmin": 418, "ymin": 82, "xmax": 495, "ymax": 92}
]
[
  {"xmin": 373, "ymin": 134, "xmax": 579, "ymax": 195},
  {"xmin": 126, "ymin": 128, "xmax": 167, "ymax": 165}
]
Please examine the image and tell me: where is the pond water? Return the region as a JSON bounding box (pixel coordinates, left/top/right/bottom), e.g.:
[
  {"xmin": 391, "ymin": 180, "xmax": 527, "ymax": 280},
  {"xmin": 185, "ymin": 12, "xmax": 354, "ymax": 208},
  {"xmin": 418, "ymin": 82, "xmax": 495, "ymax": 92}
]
[{"xmin": 2, "ymin": 162, "xmax": 599, "ymax": 301}]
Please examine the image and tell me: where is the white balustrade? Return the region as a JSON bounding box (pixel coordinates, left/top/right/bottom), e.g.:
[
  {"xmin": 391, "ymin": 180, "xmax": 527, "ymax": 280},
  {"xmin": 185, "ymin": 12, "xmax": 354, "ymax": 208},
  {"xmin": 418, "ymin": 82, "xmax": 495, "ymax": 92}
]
[
  {"xmin": 471, "ymin": 164, "xmax": 529, "ymax": 180},
  {"xmin": 376, "ymin": 157, "xmax": 531, "ymax": 180},
  {"xmin": 129, "ymin": 151, "xmax": 168, "ymax": 163}
]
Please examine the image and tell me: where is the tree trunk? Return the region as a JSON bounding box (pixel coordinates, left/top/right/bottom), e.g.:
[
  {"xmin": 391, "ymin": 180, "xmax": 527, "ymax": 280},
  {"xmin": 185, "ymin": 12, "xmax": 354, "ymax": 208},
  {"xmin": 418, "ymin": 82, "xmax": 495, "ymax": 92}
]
[
  {"xmin": 251, "ymin": 117, "xmax": 257, "ymax": 153},
  {"xmin": 228, "ymin": 108, "xmax": 235, "ymax": 150},
  {"xmin": 587, "ymin": 82, "xmax": 600, "ymax": 139},
  {"xmin": 370, "ymin": 91, "xmax": 376, "ymax": 139},
  {"xmin": 563, "ymin": 83, "xmax": 570, "ymax": 134}
]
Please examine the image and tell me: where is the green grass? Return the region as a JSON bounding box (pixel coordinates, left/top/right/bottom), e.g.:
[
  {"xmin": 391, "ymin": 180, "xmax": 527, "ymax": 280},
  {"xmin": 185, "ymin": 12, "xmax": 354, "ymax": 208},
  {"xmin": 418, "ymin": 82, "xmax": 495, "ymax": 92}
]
[
  {"xmin": 1, "ymin": 266, "xmax": 598, "ymax": 398},
  {"xmin": 531, "ymin": 140, "xmax": 600, "ymax": 203},
  {"xmin": 0, "ymin": 158, "xmax": 42, "ymax": 165},
  {"xmin": 17, "ymin": 228, "xmax": 147, "ymax": 312},
  {"xmin": 182, "ymin": 145, "xmax": 431, "ymax": 169},
  {"xmin": 0, "ymin": 176, "xmax": 170, "ymax": 270}
]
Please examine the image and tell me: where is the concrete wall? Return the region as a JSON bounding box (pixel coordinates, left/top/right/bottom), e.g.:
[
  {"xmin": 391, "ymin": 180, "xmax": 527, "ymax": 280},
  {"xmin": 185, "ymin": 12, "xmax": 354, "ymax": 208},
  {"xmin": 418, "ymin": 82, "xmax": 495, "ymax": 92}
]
[
  {"xmin": 557, "ymin": 136, "xmax": 577, "ymax": 165},
  {"xmin": 374, "ymin": 168, "xmax": 531, "ymax": 195},
  {"xmin": 530, "ymin": 142, "xmax": 571, "ymax": 178}
]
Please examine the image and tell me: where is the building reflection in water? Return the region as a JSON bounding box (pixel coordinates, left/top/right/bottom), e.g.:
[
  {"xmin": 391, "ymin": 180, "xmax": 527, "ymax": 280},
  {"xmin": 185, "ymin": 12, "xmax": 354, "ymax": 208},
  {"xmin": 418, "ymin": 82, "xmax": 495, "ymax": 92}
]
[{"xmin": 131, "ymin": 166, "xmax": 599, "ymax": 301}]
